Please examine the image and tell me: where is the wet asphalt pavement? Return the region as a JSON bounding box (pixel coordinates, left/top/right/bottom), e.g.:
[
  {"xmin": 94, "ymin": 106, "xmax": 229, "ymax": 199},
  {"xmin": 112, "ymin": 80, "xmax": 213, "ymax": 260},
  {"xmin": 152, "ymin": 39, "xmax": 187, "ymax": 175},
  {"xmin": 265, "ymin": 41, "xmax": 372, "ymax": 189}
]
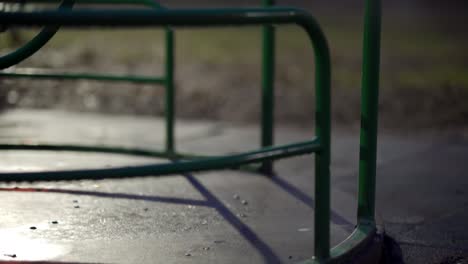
[{"xmin": 0, "ymin": 109, "xmax": 466, "ymax": 263}]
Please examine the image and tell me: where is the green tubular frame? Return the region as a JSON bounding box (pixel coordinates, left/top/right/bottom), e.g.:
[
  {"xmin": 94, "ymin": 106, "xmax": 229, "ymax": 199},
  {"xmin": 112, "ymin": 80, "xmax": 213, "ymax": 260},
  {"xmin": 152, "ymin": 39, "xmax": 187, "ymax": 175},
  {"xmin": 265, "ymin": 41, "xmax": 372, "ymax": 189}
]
[
  {"xmin": 0, "ymin": 0, "xmax": 381, "ymax": 263},
  {"xmin": 260, "ymin": 0, "xmax": 275, "ymax": 175},
  {"xmin": 0, "ymin": 0, "xmax": 74, "ymax": 68},
  {"xmin": 0, "ymin": 0, "xmax": 275, "ymax": 166},
  {"xmin": 0, "ymin": 0, "xmax": 176, "ymax": 153}
]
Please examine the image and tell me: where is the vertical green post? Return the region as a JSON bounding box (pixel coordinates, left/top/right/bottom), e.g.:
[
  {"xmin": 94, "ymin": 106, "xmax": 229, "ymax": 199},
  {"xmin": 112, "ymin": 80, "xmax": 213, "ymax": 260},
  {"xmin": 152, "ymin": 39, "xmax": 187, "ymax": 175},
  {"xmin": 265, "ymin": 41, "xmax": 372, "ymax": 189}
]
[
  {"xmin": 312, "ymin": 29, "xmax": 332, "ymax": 260},
  {"xmin": 357, "ymin": 0, "xmax": 381, "ymax": 224},
  {"xmin": 260, "ymin": 0, "xmax": 276, "ymax": 175},
  {"xmin": 165, "ymin": 27, "xmax": 175, "ymax": 153}
]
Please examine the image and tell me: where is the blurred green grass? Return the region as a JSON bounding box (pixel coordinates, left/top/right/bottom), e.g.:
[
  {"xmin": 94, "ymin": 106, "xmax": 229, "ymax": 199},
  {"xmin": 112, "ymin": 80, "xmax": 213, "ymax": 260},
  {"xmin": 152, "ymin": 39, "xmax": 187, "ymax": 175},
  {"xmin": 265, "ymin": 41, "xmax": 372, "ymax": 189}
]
[
  {"xmin": 4, "ymin": 17, "xmax": 466, "ymax": 90},
  {"xmin": 0, "ymin": 6, "xmax": 467, "ymax": 128}
]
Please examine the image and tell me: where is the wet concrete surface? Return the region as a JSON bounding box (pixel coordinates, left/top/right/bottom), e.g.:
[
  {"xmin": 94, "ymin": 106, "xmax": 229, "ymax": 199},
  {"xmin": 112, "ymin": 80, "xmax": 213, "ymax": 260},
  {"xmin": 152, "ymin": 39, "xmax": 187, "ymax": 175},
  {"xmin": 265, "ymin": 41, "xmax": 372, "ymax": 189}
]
[
  {"xmin": 0, "ymin": 109, "xmax": 466, "ymax": 263},
  {"xmin": 375, "ymin": 142, "xmax": 468, "ymax": 264}
]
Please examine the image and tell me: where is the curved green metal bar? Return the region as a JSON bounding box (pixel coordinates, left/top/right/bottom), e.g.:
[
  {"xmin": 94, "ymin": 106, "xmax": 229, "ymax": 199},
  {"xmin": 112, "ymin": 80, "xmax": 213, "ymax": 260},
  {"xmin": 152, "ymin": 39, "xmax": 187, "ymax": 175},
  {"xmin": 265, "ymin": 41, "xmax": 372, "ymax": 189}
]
[
  {"xmin": 0, "ymin": 0, "xmax": 168, "ymax": 69},
  {"xmin": 0, "ymin": 7, "xmax": 333, "ymax": 260},
  {"xmin": 0, "ymin": 142, "xmax": 268, "ymax": 172},
  {"xmin": 301, "ymin": 223, "xmax": 376, "ymax": 264},
  {"xmin": 0, "ymin": 138, "xmax": 321, "ymax": 182},
  {"xmin": 0, "ymin": 0, "xmax": 74, "ymax": 69},
  {"xmin": 305, "ymin": 0, "xmax": 382, "ymax": 262},
  {"xmin": 0, "ymin": 143, "xmax": 198, "ymax": 159}
]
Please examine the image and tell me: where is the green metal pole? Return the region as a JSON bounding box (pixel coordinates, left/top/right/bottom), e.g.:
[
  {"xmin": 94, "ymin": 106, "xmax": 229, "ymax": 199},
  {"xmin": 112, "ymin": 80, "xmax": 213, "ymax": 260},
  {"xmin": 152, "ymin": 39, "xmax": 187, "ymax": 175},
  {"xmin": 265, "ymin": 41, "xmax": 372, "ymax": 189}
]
[
  {"xmin": 165, "ymin": 27, "xmax": 175, "ymax": 153},
  {"xmin": 357, "ymin": 0, "xmax": 381, "ymax": 224},
  {"xmin": 313, "ymin": 31, "xmax": 331, "ymax": 261},
  {"xmin": 260, "ymin": 0, "xmax": 275, "ymax": 175}
]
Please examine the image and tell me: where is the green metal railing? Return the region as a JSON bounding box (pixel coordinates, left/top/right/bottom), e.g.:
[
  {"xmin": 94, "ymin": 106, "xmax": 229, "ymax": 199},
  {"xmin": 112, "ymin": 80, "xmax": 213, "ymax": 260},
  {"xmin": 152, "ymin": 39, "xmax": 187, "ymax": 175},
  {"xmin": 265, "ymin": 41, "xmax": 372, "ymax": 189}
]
[
  {"xmin": 0, "ymin": 0, "xmax": 177, "ymax": 153},
  {"xmin": 0, "ymin": 0, "xmax": 381, "ymax": 263},
  {"xmin": 0, "ymin": 0, "xmax": 275, "ymax": 161}
]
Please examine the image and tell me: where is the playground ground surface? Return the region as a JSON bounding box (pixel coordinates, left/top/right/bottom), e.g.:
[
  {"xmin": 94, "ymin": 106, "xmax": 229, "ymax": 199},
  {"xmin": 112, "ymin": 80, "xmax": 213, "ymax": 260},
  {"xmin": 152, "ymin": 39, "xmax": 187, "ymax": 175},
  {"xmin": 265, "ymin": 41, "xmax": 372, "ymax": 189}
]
[
  {"xmin": 0, "ymin": 109, "xmax": 466, "ymax": 263},
  {"xmin": 0, "ymin": 1, "xmax": 467, "ymax": 262}
]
